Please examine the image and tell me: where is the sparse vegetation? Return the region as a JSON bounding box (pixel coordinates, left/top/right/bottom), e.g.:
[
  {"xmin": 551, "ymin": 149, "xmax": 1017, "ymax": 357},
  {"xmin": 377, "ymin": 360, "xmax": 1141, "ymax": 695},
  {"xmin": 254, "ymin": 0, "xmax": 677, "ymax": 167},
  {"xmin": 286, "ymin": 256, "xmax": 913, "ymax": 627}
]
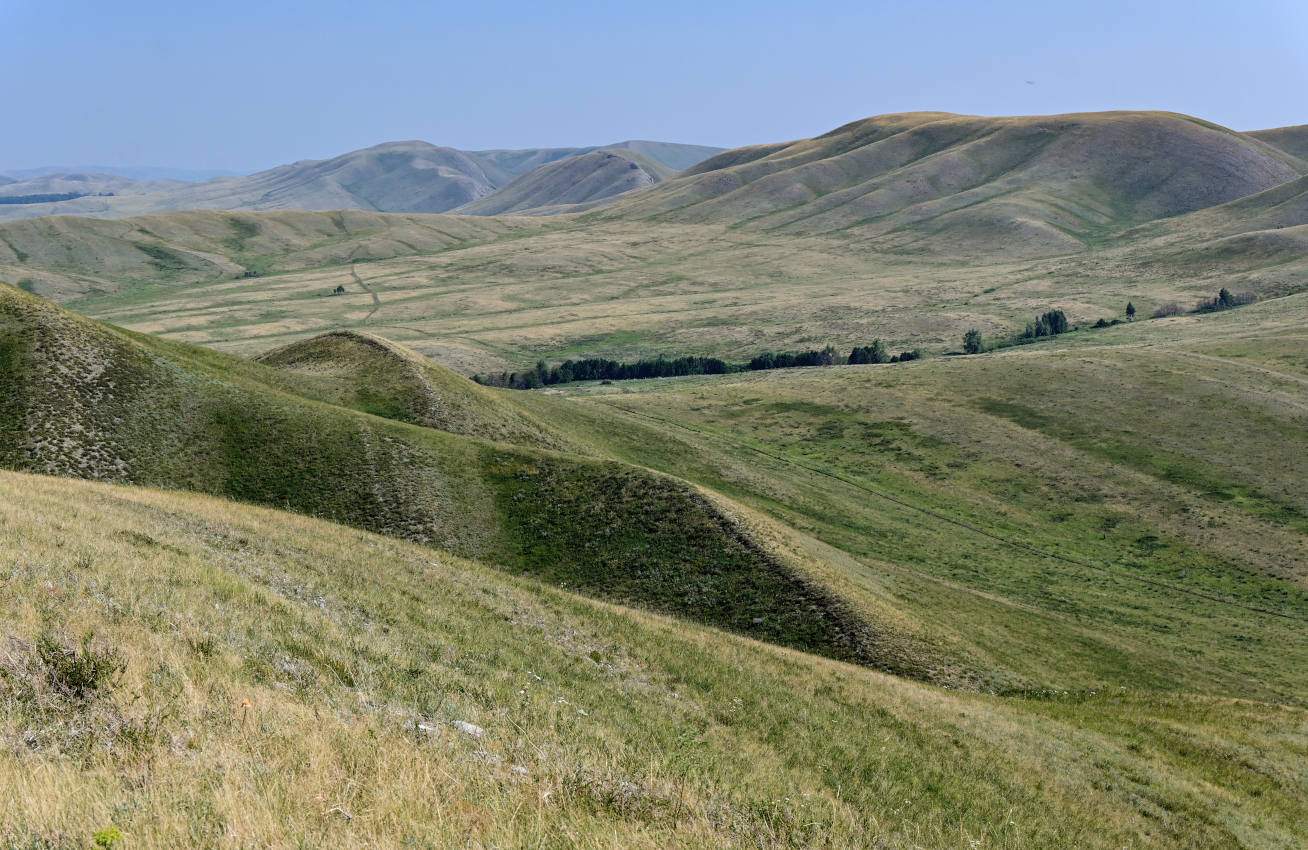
[{"xmin": 1194, "ymin": 287, "xmax": 1257, "ymax": 313}]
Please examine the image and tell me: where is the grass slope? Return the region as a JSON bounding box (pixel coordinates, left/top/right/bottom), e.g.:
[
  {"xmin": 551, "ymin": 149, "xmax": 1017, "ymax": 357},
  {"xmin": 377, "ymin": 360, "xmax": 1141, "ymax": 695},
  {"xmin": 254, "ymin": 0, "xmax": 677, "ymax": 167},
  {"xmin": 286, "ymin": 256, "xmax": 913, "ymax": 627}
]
[
  {"xmin": 1246, "ymin": 124, "xmax": 1308, "ymax": 165},
  {"xmin": 593, "ymin": 112, "xmax": 1303, "ymax": 254},
  {"xmin": 499, "ymin": 296, "xmax": 1308, "ymax": 706},
  {"xmin": 253, "ymin": 329, "xmax": 564, "ymax": 448},
  {"xmin": 0, "ymin": 283, "xmax": 929, "ymax": 675},
  {"xmin": 454, "ymin": 150, "xmax": 674, "ymax": 215},
  {"xmin": 3, "ymin": 471, "xmax": 1307, "ymax": 848}
]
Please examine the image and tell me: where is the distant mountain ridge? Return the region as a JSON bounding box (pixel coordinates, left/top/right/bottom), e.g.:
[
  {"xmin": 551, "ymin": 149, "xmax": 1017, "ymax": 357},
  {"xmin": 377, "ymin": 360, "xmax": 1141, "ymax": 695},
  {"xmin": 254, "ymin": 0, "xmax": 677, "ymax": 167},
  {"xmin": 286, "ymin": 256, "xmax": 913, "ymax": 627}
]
[
  {"xmin": 0, "ymin": 139, "xmax": 725, "ymax": 223},
  {"xmin": 2, "ymin": 165, "xmax": 241, "ymax": 182}
]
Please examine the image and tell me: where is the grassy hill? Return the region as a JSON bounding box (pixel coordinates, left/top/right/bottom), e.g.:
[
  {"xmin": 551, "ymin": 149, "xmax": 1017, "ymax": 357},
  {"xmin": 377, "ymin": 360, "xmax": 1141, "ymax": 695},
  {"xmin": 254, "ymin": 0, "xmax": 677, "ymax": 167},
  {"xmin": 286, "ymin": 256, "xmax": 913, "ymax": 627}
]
[
  {"xmin": 508, "ymin": 292, "xmax": 1308, "ymax": 701},
  {"xmin": 3, "ymin": 267, "xmax": 1308, "ymax": 845},
  {"xmin": 253, "ymin": 329, "xmax": 565, "ymax": 447},
  {"xmin": 467, "ymin": 139, "xmax": 723, "ymax": 183},
  {"xmin": 0, "ymin": 142, "xmax": 502, "ymax": 222},
  {"xmin": 592, "ymin": 112, "xmax": 1304, "ymax": 256},
  {"xmin": 5, "ymin": 280, "xmax": 1306, "ymax": 696},
  {"xmin": 1246, "ymin": 124, "xmax": 1308, "ymax": 164},
  {"xmin": 3, "ymin": 108, "xmax": 1307, "ymax": 847},
  {"xmin": 0, "ymin": 283, "xmax": 946, "ymax": 679},
  {"xmin": 0, "ymin": 140, "xmax": 724, "ymax": 224},
  {"xmin": 454, "ymin": 150, "xmax": 675, "ymax": 215},
  {"xmin": 5, "ymin": 471, "xmax": 1305, "ymax": 848}
]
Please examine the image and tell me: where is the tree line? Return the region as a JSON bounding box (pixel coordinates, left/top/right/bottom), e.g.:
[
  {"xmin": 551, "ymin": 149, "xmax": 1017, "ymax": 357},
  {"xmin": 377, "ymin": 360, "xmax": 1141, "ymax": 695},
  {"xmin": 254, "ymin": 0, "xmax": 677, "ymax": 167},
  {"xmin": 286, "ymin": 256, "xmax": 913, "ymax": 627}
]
[
  {"xmin": 0, "ymin": 192, "xmax": 87, "ymax": 205},
  {"xmin": 475, "ymin": 341, "xmax": 924, "ymax": 389}
]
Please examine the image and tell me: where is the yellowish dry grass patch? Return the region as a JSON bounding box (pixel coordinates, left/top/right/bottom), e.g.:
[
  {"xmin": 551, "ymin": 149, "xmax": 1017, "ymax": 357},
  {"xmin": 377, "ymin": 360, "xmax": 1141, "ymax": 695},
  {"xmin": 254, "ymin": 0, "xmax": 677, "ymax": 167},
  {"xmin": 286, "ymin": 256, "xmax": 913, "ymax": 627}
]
[{"xmin": 2, "ymin": 471, "xmax": 1306, "ymax": 848}]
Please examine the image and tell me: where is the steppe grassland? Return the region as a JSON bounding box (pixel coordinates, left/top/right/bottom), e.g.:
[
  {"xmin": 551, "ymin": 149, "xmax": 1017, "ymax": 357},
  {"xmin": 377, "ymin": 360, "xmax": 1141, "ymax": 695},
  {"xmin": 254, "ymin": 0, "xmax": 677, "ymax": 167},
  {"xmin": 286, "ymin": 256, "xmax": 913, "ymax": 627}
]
[
  {"xmin": 508, "ymin": 295, "xmax": 1308, "ymax": 703},
  {"xmin": 61, "ymin": 214, "xmax": 1304, "ymax": 374},
  {"xmin": 2, "ymin": 471, "xmax": 1306, "ymax": 849}
]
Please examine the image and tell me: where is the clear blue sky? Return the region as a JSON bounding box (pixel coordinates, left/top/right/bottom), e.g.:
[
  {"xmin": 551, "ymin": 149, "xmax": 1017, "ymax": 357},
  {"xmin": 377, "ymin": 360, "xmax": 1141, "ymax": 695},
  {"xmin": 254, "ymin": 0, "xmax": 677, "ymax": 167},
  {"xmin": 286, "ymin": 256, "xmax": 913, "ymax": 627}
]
[{"xmin": 3, "ymin": 0, "xmax": 1306, "ymax": 173}]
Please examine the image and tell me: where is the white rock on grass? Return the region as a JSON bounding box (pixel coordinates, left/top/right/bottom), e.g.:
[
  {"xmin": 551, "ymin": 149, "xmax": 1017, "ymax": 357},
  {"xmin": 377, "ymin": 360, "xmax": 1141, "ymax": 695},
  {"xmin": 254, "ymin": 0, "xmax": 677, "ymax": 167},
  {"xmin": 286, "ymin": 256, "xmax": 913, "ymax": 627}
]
[{"xmin": 452, "ymin": 720, "xmax": 485, "ymax": 738}]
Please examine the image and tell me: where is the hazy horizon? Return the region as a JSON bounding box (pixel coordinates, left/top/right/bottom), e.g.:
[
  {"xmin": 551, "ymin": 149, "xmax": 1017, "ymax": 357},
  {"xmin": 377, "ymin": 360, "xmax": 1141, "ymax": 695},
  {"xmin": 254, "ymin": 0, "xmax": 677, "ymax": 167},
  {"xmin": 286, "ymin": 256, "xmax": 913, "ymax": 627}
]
[{"xmin": 3, "ymin": 0, "xmax": 1306, "ymax": 174}]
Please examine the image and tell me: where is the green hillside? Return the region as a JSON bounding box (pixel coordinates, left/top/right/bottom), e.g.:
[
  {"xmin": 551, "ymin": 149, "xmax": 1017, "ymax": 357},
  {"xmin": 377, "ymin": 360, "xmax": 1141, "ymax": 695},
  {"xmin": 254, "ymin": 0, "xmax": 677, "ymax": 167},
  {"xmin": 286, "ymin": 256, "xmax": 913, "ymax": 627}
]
[
  {"xmin": 253, "ymin": 329, "xmax": 565, "ymax": 448},
  {"xmin": 6, "ymin": 471, "xmax": 1305, "ymax": 848},
  {"xmin": 504, "ymin": 293, "xmax": 1308, "ymax": 703},
  {"xmin": 3, "ymin": 243, "xmax": 1307, "ymax": 845},
  {"xmin": 0, "ymin": 283, "xmax": 940, "ymax": 676}
]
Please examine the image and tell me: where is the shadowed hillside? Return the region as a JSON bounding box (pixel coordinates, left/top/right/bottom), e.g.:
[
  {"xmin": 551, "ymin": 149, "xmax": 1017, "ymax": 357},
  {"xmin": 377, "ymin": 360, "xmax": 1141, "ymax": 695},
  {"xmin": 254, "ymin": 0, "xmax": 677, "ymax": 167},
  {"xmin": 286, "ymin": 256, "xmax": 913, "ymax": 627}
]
[{"xmin": 455, "ymin": 150, "xmax": 675, "ymax": 215}]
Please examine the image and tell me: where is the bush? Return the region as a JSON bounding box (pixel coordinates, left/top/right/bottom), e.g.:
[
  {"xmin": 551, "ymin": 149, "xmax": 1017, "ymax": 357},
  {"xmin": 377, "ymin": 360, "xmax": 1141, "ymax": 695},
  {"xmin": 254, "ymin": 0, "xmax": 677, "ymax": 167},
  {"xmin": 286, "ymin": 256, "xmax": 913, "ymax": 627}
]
[
  {"xmin": 92, "ymin": 828, "xmax": 123, "ymax": 849},
  {"xmin": 1194, "ymin": 288, "xmax": 1257, "ymax": 313},
  {"xmin": 1017, "ymin": 309, "xmax": 1069, "ymax": 340},
  {"xmin": 962, "ymin": 329, "xmax": 984, "ymax": 355},
  {"xmin": 1152, "ymin": 302, "xmax": 1184, "ymax": 318},
  {"xmin": 35, "ymin": 631, "xmax": 126, "ymax": 703},
  {"xmin": 848, "ymin": 341, "xmax": 889, "ymax": 364}
]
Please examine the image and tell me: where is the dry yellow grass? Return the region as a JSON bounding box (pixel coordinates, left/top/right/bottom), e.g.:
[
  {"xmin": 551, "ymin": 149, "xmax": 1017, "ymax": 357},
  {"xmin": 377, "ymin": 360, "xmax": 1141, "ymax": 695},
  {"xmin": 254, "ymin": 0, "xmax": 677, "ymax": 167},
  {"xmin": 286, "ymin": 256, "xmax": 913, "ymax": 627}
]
[{"xmin": 3, "ymin": 470, "xmax": 1306, "ymax": 848}]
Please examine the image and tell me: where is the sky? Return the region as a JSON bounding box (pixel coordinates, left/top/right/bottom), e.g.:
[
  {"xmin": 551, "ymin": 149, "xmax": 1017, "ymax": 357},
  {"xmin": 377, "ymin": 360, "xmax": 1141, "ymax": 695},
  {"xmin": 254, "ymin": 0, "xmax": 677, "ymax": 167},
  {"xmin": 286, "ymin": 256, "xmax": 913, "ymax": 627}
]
[{"xmin": 3, "ymin": 0, "xmax": 1306, "ymax": 174}]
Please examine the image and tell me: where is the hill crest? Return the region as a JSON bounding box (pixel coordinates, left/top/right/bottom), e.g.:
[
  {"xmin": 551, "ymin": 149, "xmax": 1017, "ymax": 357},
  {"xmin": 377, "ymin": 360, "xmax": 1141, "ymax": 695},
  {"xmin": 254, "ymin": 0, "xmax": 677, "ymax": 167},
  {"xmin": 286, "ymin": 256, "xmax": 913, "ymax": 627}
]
[{"xmin": 594, "ymin": 110, "xmax": 1304, "ymax": 257}]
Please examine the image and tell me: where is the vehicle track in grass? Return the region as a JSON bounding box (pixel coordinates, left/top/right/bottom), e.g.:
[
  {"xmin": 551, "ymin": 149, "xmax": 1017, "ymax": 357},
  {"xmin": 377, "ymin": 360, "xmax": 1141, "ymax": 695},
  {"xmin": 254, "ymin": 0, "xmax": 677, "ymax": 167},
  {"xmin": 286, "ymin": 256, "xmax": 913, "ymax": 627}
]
[
  {"xmin": 351, "ymin": 263, "xmax": 381, "ymax": 323},
  {"xmin": 592, "ymin": 398, "xmax": 1308, "ymax": 624}
]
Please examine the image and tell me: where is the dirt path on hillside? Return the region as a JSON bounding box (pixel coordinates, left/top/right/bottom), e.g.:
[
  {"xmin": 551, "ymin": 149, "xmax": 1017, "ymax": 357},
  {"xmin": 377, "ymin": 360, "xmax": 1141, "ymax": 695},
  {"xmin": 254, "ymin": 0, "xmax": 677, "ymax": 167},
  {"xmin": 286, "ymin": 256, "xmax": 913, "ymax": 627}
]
[
  {"xmin": 352, "ymin": 263, "xmax": 381, "ymax": 323},
  {"xmin": 1178, "ymin": 351, "xmax": 1308, "ymax": 388}
]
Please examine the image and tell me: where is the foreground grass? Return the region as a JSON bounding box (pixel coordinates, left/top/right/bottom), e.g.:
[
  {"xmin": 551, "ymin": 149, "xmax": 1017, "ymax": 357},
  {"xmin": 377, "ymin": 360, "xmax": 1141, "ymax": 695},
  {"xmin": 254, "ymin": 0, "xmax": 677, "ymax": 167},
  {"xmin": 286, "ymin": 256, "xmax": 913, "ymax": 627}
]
[{"xmin": 2, "ymin": 471, "xmax": 1306, "ymax": 849}]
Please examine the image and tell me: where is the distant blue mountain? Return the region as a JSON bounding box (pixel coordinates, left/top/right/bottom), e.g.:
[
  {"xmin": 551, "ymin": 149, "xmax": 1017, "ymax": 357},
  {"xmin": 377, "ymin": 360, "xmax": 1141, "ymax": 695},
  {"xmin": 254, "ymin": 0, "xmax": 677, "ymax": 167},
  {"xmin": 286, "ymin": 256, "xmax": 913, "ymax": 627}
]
[{"xmin": 3, "ymin": 165, "xmax": 243, "ymax": 182}]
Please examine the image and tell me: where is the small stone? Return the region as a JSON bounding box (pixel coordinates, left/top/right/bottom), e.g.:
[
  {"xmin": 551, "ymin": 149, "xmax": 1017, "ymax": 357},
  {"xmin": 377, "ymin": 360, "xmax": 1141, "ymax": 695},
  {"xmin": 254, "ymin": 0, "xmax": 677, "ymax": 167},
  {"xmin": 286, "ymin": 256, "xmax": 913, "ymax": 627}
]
[{"xmin": 453, "ymin": 720, "xmax": 484, "ymax": 738}]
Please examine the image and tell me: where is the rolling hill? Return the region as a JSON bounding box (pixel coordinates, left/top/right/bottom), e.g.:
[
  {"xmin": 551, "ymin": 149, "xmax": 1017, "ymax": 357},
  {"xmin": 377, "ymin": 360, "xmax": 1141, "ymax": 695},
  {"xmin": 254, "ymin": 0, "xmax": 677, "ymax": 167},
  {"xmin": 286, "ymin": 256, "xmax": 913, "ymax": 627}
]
[
  {"xmin": 1246, "ymin": 123, "xmax": 1308, "ymax": 164},
  {"xmin": 586, "ymin": 111, "xmax": 1305, "ymax": 257},
  {"xmin": 454, "ymin": 150, "xmax": 675, "ymax": 215},
  {"xmin": 467, "ymin": 139, "xmax": 723, "ymax": 182},
  {"xmin": 0, "ymin": 139, "xmax": 724, "ymax": 223},
  {"xmin": 3, "ymin": 106, "xmax": 1308, "ymax": 848},
  {"xmin": 3, "ymin": 280, "xmax": 1307, "ymax": 846},
  {"xmin": 252, "ymin": 329, "xmax": 565, "ymax": 447},
  {"xmin": 0, "ymin": 282, "xmax": 949, "ymax": 681}
]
